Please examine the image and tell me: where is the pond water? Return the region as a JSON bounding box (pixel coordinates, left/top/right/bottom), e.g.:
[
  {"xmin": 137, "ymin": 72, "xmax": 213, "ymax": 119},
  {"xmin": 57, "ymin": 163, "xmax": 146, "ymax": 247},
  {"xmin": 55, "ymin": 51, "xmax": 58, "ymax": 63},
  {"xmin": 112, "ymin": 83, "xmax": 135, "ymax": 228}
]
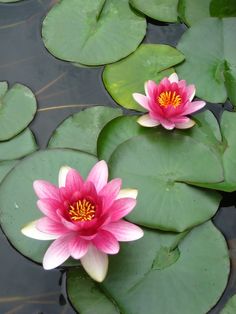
[{"xmin": 0, "ymin": 0, "xmax": 235, "ymax": 313}]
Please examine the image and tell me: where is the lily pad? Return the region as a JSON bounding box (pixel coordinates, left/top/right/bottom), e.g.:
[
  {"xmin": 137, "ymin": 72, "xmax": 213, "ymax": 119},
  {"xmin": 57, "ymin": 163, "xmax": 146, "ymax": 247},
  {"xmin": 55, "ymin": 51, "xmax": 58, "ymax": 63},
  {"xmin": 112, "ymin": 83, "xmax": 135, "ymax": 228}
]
[
  {"xmin": 176, "ymin": 18, "xmax": 236, "ymax": 106},
  {"xmin": 221, "ymin": 295, "xmax": 236, "ymax": 314},
  {"xmin": 0, "ymin": 149, "xmax": 97, "ymax": 264},
  {"xmin": 0, "ymin": 128, "xmax": 37, "ymax": 161},
  {"xmin": 178, "ymin": 0, "xmax": 211, "ymax": 26},
  {"xmin": 48, "ymin": 106, "xmax": 122, "ymax": 155},
  {"xmin": 129, "ymin": 0, "xmax": 178, "ymax": 22},
  {"xmin": 42, "ymin": 0, "xmax": 146, "ymax": 66},
  {"xmin": 210, "ymin": 0, "xmax": 236, "ymax": 18},
  {"xmin": 0, "ymin": 82, "xmax": 37, "ymax": 141},
  {"xmin": 0, "ymin": 160, "xmax": 18, "ymax": 184},
  {"xmin": 67, "ymin": 222, "xmax": 229, "ymax": 314},
  {"xmin": 103, "ymin": 44, "xmax": 185, "ymax": 111},
  {"xmin": 108, "ymin": 132, "xmax": 222, "ymax": 231}
]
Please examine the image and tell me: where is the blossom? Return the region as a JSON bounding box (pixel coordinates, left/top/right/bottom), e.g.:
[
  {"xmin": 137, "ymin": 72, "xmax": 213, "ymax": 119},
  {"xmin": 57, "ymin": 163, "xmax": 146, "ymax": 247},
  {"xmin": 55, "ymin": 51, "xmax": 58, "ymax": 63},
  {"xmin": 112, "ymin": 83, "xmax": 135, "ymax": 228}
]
[
  {"xmin": 21, "ymin": 161, "xmax": 143, "ymax": 282},
  {"xmin": 133, "ymin": 73, "xmax": 206, "ymax": 130}
]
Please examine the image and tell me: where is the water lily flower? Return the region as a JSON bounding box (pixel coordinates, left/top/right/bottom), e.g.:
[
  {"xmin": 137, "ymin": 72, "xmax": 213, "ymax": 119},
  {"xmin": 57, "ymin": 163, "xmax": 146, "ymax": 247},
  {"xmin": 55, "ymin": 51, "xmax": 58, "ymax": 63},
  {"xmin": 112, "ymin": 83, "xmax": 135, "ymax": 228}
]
[
  {"xmin": 21, "ymin": 161, "xmax": 143, "ymax": 282},
  {"xmin": 133, "ymin": 73, "xmax": 206, "ymax": 130}
]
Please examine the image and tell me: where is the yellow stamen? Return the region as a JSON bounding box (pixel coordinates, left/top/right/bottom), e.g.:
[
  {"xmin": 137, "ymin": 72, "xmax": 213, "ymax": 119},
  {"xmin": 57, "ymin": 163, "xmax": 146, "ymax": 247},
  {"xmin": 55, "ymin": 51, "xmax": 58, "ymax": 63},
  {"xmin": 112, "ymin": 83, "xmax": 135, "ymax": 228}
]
[
  {"xmin": 158, "ymin": 91, "xmax": 182, "ymax": 108},
  {"xmin": 68, "ymin": 199, "xmax": 96, "ymax": 222}
]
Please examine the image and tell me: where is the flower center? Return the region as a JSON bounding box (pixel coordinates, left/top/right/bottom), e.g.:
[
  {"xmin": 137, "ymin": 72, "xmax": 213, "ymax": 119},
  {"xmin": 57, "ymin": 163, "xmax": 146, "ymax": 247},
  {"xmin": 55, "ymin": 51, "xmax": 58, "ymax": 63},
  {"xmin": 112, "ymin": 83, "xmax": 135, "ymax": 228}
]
[
  {"xmin": 68, "ymin": 199, "xmax": 96, "ymax": 222},
  {"xmin": 158, "ymin": 91, "xmax": 182, "ymax": 108}
]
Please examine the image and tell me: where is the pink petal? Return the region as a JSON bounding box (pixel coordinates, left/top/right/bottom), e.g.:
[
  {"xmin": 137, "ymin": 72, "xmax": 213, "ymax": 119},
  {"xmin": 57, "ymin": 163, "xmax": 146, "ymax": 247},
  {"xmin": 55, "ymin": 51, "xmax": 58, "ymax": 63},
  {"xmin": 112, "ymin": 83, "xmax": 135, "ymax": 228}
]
[
  {"xmin": 58, "ymin": 166, "xmax": 70, "ymax": 188},
  {"xmin": 137, "ymin": 114, "xmax": 160, "ymax": 127},
  {"xmin": 93, "ymin": 230, "xmax": 119, "ymax": 254},
  {"xmin": 43, "ymin": 235, "xmax": 72, "ymax": 270},
  {"xmin": 57, "ymin": 209, "xmax": 80, "ymax": 231},
  {"xmin": 168, "ymin": 73, "xmax": 179, "ymax": 83},
  {"xmin": 117, "ymin": 189, "xmax": 138, "ymax": 200},
  {"xmin": 181, "ymin": 101, "xmax": 206, "ymax": 115},
  {"xmin": 36, "ymin": 217, "xmax": 68, "ymax": 236},
  {"xmin": 170, "ymin": 116, "xmax": 190, "ymax": 124},
  {"xmin": 186, "ymin": 84, "xmax": 196, "ymax": 101},
  {"xmin": 86, "ymin": 160, "xmax": 108, "ymax": 193},
  {"xmin": 37, "ymin": 199, "xmax": 61, "ymax": 222},
  {"xmin": 21, "ymin": 220, "xmax": 59, "ymax": 240},
  {"xmin": 132, "ymin": 93, "xmax": 150, "ymax": 110},
  {"xmin": 66, "ymin": 168, "xmax": 84, "ymax": 193},
  {"xmin": 175, "ymin": 119, "xmax": 196, "ymax": 129},
  {"xmin": 103, "ymin": 220, "xmax": 144, "ymax": 242},
  {"xmin": 80, "ymin": 245, "xmax": 108, "ymax": 282},
  {"xmin": 145, "ymin": 80, "xmax": 157, "ymax": 98},
  {"xmin": 110, "ymin": 198, "xmax": 137, "ymax": 221},
  {"xmin": 99, "ymin": 178, "xmax": 122, "ymax": 208},
  {"xmin": 160, "ymin": 119, "xmax": 175, "ymax": 130},
  {"xmin": 33, "ymin": 180, "xmax": 60, "ymax": 201},
  {"xmin": 69, "ymin": 237, "xmax": 88, "ymax": 259}
]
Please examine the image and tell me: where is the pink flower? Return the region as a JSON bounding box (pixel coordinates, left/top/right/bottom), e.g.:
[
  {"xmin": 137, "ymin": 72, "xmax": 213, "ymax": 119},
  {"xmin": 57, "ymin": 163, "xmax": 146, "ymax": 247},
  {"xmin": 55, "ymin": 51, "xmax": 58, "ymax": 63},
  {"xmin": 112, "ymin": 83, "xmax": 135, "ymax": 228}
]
[
  {"xmin": 21, "ymin": 161, "xmax": 143, "ymax": 282},
  {"xmin": 133, "ymin": 73, "xmax": 206, "ymax": 130}
]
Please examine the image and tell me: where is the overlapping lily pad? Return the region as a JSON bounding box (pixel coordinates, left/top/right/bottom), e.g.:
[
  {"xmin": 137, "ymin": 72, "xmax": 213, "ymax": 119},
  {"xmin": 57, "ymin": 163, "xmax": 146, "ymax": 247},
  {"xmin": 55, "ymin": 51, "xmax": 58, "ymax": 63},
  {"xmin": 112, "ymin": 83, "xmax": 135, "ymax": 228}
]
[
  {"xmin": 0, "ymin": 149, "xmax": 97, "ymax": 264},
  {"xmin": 221, "ymin": 295, "xmax": 236, "ymax": 314},
  {"xmin": 42, "ymin": 0, "xmax": 146, "ymax": 66},
  {"xmin": 0, "ymin": 82, "xmax": 37, "ymax": 141},
  {"xmin": 176, "ymin": 18, "xmax": 236, "ymax": 106},
  {"xmin": 178, "ymin": 0, "xmax": 211, "ymax": 26},
  {"xmin": 108, "ymin": 132, "xmax": 222, "ymax": 231},
  {"xmin": 48, "ymin": 106, "xmax": 122, "ymax": 155},
  {"xmin": 129, "ymin": 0, "xmax": 178, "ymax": 22},
  {"xmin": 67, "ymin": 222, "xmax": 229, "ymax": 314},
  {"xmin": 0, "ymin": 128, "xmax": 37, "ymax": 161},
  {"xmin": 0, "ymin": 160, "xmax": 18, "ymax": 183},
  {"xmin": 210, "ymin": 0, "xmax": 236, "ymax": 18},
  {"xmin": 103, "ymin": 44, "xmax": 185, "ymax": 111}
]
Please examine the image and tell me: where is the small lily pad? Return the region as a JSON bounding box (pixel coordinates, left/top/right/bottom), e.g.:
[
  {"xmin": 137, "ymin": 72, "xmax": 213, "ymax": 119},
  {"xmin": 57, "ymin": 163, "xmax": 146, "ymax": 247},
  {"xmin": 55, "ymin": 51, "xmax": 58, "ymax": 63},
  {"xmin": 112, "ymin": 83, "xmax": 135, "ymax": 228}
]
[
  {"xmin": 108, "ymin": 132, "xmax": 222, "ymax": 231},
  {"xmin": 129, "ymin": 0, "xmax": 179, "ymax": 22},
  {"xmin": 221, "ymin": 295, "xmax": 236, "ymax": 314},
  {"xmin": 176, "ymin": 18, "xmax": 236, "ymax": 106},
  {"xmin": 0, "ymin": 82, "xmax": 37, "ymax": 141},
  {"xmin": 42, "ymin": 0, "xmax": 146, "ymax": 66},
  {"xmin": 0, "ymin": 149, "xmax": 97, "ymax": 264},
  {"xmin": 0, "ymin": 160, "xmax": 18, "ymax": 184},
  {"xmin": 67, "ymin": 222, "xmax": 229, "ymax": 314},
  {"xmin": 0, "ymin": 128, "xmax": 37, "ymax": 161},
  {"xmin": 48, "ymin": 106, "xmax": 122, "ymax": 155},
  {"xmin": 103, "ymin": 44, "xmax": 185, "ymax": 111}
]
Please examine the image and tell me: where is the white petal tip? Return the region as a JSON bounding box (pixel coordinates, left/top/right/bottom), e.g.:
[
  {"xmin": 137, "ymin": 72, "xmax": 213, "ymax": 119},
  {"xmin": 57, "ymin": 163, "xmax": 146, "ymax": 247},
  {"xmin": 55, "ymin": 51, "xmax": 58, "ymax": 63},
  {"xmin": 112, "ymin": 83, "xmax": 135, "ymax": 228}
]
[
  {"xmin": 21, "ymin": 220, "xmax": 58, "ymax": 241},
  {"xmin": 168, "ymin": 73, "xmax": 179, "ymax": 83},
  {"xmin": 117, "ymin": 189, "xmax": 138, "ymax": 200},
  {"xmin": 58, "ymin": 165, "xmax": 71, "ymax": 187},
  {"xmin": 137, "ymin": 115, "xmax": 160, "ymax": 128}
]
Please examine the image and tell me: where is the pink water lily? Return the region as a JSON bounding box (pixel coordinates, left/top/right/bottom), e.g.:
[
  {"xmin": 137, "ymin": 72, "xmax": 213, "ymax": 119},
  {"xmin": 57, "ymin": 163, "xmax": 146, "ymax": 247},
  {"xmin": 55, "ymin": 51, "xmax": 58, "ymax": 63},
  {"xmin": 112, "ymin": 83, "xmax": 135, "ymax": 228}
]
[
  {"xmin": 21, "ymin": 161, "xmax": 143, "ymax": 282},
  {"xmin": 133, "ymin": 73, "xmax": 206, "ymax": 130}
]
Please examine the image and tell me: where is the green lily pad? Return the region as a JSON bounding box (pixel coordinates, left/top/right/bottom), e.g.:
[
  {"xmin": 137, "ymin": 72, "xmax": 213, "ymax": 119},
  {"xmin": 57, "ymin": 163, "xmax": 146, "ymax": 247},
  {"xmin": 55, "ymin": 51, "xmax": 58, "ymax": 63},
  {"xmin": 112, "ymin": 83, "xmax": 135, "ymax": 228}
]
[
  {"xmin": 0, "ymin": 82, "xmax": 37, "ymax": 141},
  {"xmin": 108, "ymin": 132, "xmax": 222, "ymax": 231},
  {"xmin": 67, "ymin": 222, "xmax": 229, "ymax": 314},
  {"xmin": 210, "ymin": 0, "xmax": 236, "ymax": 18},
  {"xmin": 176, "ymin": 18, "xmax": 236, "ymax": 106},
  {"xmin": 48, "ymin": 106, "xmax": 122, "ymax": 155},
  {"xmin": 221, "ymin": 295, "xmax": 236, "ymax": 314},
  {"xmin": 42, "ymin": 0, "xmax": 146, "ymax": 66},
  {"xmin": 0, "ymin": 160, "xmax": 18, "ymax": 184},
  {"xmin": 103, "ymin": 44, "xmax": 185, "ymax": 111},
  {"xmin": 178, "ymin": 0, "xmax": 211, "ymax": 26},
  {"xmin": 129, "ymin": 0, "xmax": 178, "ymax": 22},
  {"xmin": 0, "ymin": 149, "xmax": 97, "ymax": 264},
  {"xmin": 0, "ymin": 128, "xmax": 37, "ymax": 161}
]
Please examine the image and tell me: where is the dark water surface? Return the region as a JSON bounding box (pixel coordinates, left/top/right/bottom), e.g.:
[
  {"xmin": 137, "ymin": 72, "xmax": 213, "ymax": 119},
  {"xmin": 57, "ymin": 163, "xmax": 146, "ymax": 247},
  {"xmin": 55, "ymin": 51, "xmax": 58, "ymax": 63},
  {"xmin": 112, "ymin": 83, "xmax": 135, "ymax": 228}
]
[{"xmin": 0, "ymin": 1, "xmax": 235, "ymax": 313}]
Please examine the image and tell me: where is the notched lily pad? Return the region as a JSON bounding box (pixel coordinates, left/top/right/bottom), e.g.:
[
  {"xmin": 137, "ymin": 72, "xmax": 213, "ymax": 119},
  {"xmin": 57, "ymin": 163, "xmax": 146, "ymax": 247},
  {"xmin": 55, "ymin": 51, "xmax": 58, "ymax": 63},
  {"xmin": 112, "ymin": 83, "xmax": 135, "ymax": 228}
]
[
  {"xmin": 0, "ymin": 82, "xmax": 37, "ymax": 141},
  {"xmin": 103, "ymin": 44, "xmax": 185, "ymax": 111},
  {"xmin": 0, "ymin": 149, "xmax": 97, "ymax": 264},
  {"xmin": 67, "ymin": 222, "xmax": 229, "ymax": 314},
  {"xmin": 42, "ymin": 0, "xmax": 146, "ymax": 66},
  {"xmin": 48, "ymin": 106, "xmax": 122, "ymax": 155}
]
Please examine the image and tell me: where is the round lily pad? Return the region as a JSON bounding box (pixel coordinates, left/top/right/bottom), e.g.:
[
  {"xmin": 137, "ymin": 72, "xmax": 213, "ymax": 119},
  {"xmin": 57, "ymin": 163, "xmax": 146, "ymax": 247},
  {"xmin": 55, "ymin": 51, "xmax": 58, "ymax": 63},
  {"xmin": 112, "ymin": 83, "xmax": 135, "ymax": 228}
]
[
  {"xmin": 130, "ymin": 0, "xmax": 178, "ymax": 22},
  {"xmin": 0, "ymin": 160, "xmax": 18, "ymax": 184},
  {"xmin": 210, "ymin": 0, "xmax": 236, "ymax": 18},
  {"xmin": 103, "ymin": 44, "xmax": 185, "ymax": 111},
  {"xmin": 42, "ymin": 0, "xmax": 146, "ymax": 66},
  {"xmin": 67, "ymin": 222, "xmax": 229, "ymax": 314},
  {"xmin": 108, "ymin": 133, "xmax": 222, "ymax": 231},
  {"xmin": 0, "ymin": 128, "xmax": 37, "ymax": 161},
  {"xmin": 0, "ymin": 82, "xmax": 37, "ymax": 141},
  {"xmin": 221, "ymin": 295, "xmax": 236, "ymax": 314},
  {"xmin": 48, "ymin": 106, "xmax": 122, "ymax": 155},
  {"xmin": 178, "ymin": 0, "xmax": 211, "ymax": 26},
  {"xmin": 176, "ymin": 18, "xmax": 236, "ymax": 106},
  {"xmin": 0, "ymin": 149, "xmax": 97, "ymax": 264}
]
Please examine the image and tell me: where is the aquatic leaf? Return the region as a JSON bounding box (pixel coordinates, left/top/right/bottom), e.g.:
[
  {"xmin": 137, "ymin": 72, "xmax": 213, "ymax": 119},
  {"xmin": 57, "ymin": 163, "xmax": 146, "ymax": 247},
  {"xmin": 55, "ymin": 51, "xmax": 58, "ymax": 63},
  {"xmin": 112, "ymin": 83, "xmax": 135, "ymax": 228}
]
[
  {"xmin": 221, "ymin": 295, "xmax": 236, "ymax": 314},
  {"xmin": 0, "ymin": 160, "xmax": 18, "ymax": 183},
  {"xmin": 210, "ymin": 0, "xmax": 236, "ymax": 18},
  {"xmin": 178, "ymin": 0, "xmax": 211, "ymax": 26}
]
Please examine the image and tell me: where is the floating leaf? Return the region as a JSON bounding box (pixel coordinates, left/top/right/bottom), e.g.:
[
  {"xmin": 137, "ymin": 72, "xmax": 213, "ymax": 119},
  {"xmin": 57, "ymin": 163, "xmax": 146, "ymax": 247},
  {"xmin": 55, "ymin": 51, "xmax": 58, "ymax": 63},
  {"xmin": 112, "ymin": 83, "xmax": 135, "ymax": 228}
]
[
  {"xmin": 176, "ymin": 18, "xmax": 236, "ymax": 106},
  {"xmin": 210, "ymin": 0, "xmax": 236, "ymax": 18},
  {"xmin": 48, "ymin": 106, "xmax": 122, "ymax": 155},
  {"xmin": 42, "ymin": 0, "xmax": 146, "ymax": 66},
  {"xmin": 0, "ymin": 129, "xmax": 37, "ymax": 161},
  {"xmin": 178, "ymin": 0, "xmax": 211, "ymax": 26},
  {"xmin": 108, "ymin": 132, "xmax": 222, "ymax": 231},
  {"xmin": 0, "ymin": 160, "xmax": 18, "ymax": 183},
  {"xmin": 0, "ymin": 149, "xmax": 97, "ymax": 264},
  {"xmin": 221, "ymin": 295, "xmax": 236, "ymax": 314},
  {"xmin": 67, "ymin": 222, "xmax": 229, "ymax": 314},
  {"xmin": 129, "ymin": 0, "xmax": 178, "ymax": 22},
  {"xmin": 103, "ymin": 44, "xmax": 185, "ymax": 111},
  {"xmin": 0, "ymin": 82, "xmax": 37, "ymax": 141}
]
